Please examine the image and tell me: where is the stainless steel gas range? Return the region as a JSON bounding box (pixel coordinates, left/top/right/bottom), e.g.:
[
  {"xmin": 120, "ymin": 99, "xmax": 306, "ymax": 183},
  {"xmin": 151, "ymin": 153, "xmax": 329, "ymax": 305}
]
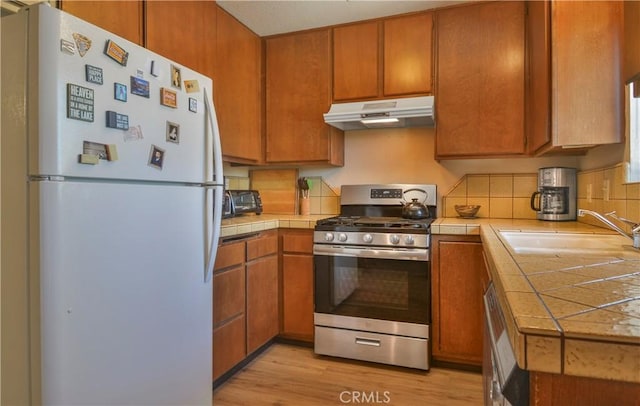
[{"xmin": 313, "ymin": 184, "xmax": 436, "ymax": 370}]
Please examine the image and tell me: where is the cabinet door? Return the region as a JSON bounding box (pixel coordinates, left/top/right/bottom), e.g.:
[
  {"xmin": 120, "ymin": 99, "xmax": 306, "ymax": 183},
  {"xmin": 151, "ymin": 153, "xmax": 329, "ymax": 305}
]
[
  {"xmin": 281, "ymin": 254, "xmax": 314, "ymax": 341},
  {"xmin": 435, "ymin": 1, "xmax": 525, "ymax": 158},
  {"xmin": 383, "ymin": 12, "xmax": 433, "ymax": 97},
  {"xmin": 431, "ymin": 236, "xmax": 484, "ymax": 366},
  {"xmin": 215, "ymin": 6, "xmax": 263, "ymax": 164},
  {"xmin": 279, "ymin": 229, "xmax": 314, "ymax": 342},
  {"xmin": 333, "ymin": 21, "xmax": 380, "ymax": 101},
  {"xmin": 60, "ymin": 1, "xmax": 143, "ymax": 45},
  {"xmin": 551, "ymin": 1, "xmax": 623, "ymax": 148},
  {"xmin": 624, "ymin": 1, "xmax": 640, "ymax": 83},
  {"xmin": 145, "ymin": 0, "xmax": 216, "ymax": 78},
  {"xmin": 265, "ymin": 30, "xmax": 344, "ymax": 166},
  {"xmin": 246, "ymin": 255, "xmax": 279, "ymax": 354},
  {"xmin": 526, "ymin": 0, "xmax": 552, "ymax": 154}
]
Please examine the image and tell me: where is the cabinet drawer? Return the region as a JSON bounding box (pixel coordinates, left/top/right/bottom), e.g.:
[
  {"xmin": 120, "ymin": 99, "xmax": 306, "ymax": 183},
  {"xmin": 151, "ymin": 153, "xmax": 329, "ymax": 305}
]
[
  {"xmin": 213, "ymin": 315, "xmax": 246, "ymax": 381},
  {"xmin": 213, "ymin": 266, "xmax": 245, "ymax": 326},
  {"xmin": 314, "ymin": 326, "xmax": 428, "ymax": 370},
  {"xmin": 214, "ymin": 240, "xmax": 245, "ymax": 270},
  {"xmin": 246, "ymin": 231, "xmax": 278, "ymax": 261},
  {"xmin": 281, "ymin": 230, "xmax": 313, "ymax": 254}
]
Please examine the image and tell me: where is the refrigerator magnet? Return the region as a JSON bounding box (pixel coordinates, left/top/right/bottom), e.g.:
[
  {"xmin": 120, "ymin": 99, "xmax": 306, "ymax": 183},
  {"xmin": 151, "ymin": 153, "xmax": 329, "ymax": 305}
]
[
  {"xmin": 85, "ymin": 65, "xmax": 103, "ymax": 85},
  {"xmin": 130, "ymin": 76, "xmax": 150, "ymax": 98},
  {"xmin": 78, "ymin": 154, "xmax": 99, "ymax": 165},
  {"xmin": 166, "ymin": 121, "xmax": 180, "ymax": 144},
  {"xmin": 171, "ymin": 65, "xmax": 182, "ymax": 90},
  {"xmin": 160, "ymin": 88, "xmax": 177, "ymax": 108},
  {"xmin": 184, "ymin": 80, "xmax": 200, "ymax": 93},
  {"xmin": 114, "ymin": 83, "xmax": 127, "ymax": 102},
  {"xmin": 104, "ymin": 39, "xmax": 128, "ymax": 66},
  {"xmin": 60, "ymin": 39, "xmax": 75, "ymax": 55},
  {"xmin": 148, "ymin": 145, "xmax": 165, "ymax": 170},
  {"xmin": 106, "ymin": 144, "xmax": 119, "ymax": 161},
  {"xmin": 150, "ymin": 60, "xmax": 159, "ymax": 77},
  {"xmin": 123, "ymin": 125, "xmax": 144, "ymax": 142},
  {"xmin": 82, "ymin": 141, "xmax": 108, "ymax": 160},
  {"xmin": 188, "ymin": 98, "xmax": 197, "ymax": 113},
  {"xmin": 67, "ymin": 83, "xmax": 94, "ymax": 122},
  {"xmin": 106, "ymin": 111, "xmax": 129, "ymax": 130},
  {"xmin": 73, "ymin": 33, "xmax": 92, "ymax": 57}
]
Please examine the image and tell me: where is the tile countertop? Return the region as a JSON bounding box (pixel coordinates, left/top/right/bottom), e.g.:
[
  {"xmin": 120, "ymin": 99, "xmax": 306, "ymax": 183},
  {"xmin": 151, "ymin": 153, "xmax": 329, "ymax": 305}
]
[
  {"xmin": 453, "ymin": 218, "xmax": 640, "ymax": 384},
  {"xmin": 220, "ymin": 214, "xmax": 332, "ymax": 238},
  {"xmin": 222, "ymin": 215, "xmax": 640, "ymax": 383}
]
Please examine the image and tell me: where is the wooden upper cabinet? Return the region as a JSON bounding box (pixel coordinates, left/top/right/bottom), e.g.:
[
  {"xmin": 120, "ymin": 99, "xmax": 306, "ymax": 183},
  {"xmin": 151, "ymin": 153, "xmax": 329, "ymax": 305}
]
[
  {"xmin": 383, "ymin": 13, "xmax": 433, "ymax": 97},
  {"xmin": 145, "ymin": 0, "xmax": 216, "ymax": 79},
  {"xmin": 265, "ymin": 29, "xmax": 344, "ymax": 166},
  {"xmin": 332, "ymin": 13, "xmax": 432, "ymax": 101},
  {"xmin": 60, "ymin": 1, "xmax": 143, "ymax": 45},
  {"xmin": 214, "ymin": 6, "xmax": 262, "ymax": 164},
  {"xmin": 435, "ymin": 1, "xmax": 526, "ymax": 159},
  {"xmin": 332, "ymin": 21, "xmax": 380, "ymax": 101},
  {"xmin": 528, "ymin": 0, "xmax": 623, "ymax": 155},
  {"xmin": 624, "ymin": 1, "xmax": 640, "ymax": 83}
]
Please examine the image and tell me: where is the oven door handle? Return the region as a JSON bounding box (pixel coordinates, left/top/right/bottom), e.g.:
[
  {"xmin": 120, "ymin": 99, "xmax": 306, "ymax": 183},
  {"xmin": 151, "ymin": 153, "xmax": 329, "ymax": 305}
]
[{"xmin": 313, "ymin": 244, "xmax": 429, "ymax": 261}]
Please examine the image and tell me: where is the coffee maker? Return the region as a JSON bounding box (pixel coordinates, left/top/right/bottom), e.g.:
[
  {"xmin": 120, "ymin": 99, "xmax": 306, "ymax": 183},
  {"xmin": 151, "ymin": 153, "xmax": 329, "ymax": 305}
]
[{"xmin": 530, "ymin": 167, "xmax": 577, "ymax": 221}]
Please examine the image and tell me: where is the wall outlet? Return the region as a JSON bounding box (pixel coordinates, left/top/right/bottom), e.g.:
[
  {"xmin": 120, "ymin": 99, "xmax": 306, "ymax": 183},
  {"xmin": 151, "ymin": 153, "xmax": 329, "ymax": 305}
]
[
  {"xmin": 587, "ymin": 184, "xmax": 592, "ymax": 203},
  {"xmin": 603, "ymin": 179, "xmax": 610, "ymax": 201}
]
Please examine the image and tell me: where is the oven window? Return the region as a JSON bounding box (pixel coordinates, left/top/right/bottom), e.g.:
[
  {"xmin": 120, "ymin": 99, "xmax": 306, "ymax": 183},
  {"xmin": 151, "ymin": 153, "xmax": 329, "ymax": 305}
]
[{"xmin": 314, "ymin": 255, "xmax": 430, "ymax": 324}]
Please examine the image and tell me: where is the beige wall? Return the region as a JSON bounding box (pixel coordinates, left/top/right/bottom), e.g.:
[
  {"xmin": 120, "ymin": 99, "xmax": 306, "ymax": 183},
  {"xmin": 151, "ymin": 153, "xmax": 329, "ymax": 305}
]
[
  {"xmin": 301, "ymin": 127, "xmax": 581, "ymax": 216},
  {"xmin": 233, "ymin": 127, "xmax": 631, "ymax": 219}
]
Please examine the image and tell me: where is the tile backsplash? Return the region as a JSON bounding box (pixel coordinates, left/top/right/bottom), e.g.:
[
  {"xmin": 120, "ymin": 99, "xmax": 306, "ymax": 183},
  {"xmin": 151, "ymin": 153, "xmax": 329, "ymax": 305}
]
[
  {"xmin": 442, "ymin": 165, "xmax": 640, "ymax": 233},
  {"xmin": 302, "ymin": 176, "xmax": 340, "ymax": 215},
  {"xmin": 577, "ymin": 164, "xmax": 640, "ymax": 233},
  {"xmin": 442, "ymin": 173, "xmax": 538, "ymax": 219},
  {"xmin": 229, "ymin": 175, "xmax": 340, "ymax": 216}
]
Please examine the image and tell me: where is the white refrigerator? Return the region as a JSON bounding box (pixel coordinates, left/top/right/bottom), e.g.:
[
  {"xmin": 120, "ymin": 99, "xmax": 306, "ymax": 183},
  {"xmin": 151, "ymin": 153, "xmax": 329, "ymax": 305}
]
[{"xmin": 1, "ymin": 4, "xmax": 223, "ymax": 405}]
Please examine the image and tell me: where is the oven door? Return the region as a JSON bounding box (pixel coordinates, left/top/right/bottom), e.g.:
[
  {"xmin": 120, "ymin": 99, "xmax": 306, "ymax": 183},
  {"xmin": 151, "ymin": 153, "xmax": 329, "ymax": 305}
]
[{"xmin": 314, "ymin": 245, "xmax": 430, "ymax": 325}]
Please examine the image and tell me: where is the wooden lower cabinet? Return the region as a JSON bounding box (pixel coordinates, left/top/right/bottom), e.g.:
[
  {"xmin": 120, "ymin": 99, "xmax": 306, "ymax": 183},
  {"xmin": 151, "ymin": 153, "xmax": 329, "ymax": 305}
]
[
  {"xmin": 530, "ymin": 372, "xmax": 640, "ymax": 406},
  {"xmin": 212, "ymin": 240, "xmax": 246, "ymax": 381},
  {"xmin": 279, "ymin": 229, "xmax": 314, "ymax": 342},
  {"xmin": 431, "ymin": 235, "xmax": 485, "ymax": 366},
  {"xmin": 212, "ymin": 230, "xmax": 278, "ymax": 381},
  {"xmin": 212, "ymin": 315, "xmax": 245, "ymax": 381},
  {"xmin": 246, "ymin": 231, "xmax": 279, "ymax": 354}
]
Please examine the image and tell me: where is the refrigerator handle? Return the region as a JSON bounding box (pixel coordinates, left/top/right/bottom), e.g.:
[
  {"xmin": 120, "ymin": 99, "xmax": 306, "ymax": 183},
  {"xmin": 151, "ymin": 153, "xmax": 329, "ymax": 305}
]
[{"xmin": 203, "ymin": 88, "xmax": 224, "ymax": 283}]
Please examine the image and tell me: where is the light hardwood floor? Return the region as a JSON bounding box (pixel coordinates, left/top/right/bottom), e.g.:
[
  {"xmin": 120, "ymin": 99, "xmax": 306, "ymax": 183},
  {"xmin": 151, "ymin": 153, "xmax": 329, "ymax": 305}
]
[{"xmin": 213, "ymin": 343, "xmax": 484, "ymax": 405}]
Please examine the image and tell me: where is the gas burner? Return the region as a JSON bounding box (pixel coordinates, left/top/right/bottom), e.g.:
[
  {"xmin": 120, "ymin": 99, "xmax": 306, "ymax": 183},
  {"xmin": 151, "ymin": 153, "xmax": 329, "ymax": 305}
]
[{"xmin": 316, "ymin": 216, "xmax": 433, "ymax": 233}]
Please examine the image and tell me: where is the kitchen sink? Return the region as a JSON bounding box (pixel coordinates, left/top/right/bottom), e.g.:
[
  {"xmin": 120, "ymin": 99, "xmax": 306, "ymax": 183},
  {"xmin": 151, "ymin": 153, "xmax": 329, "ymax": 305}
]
[{"xmin": 498, "ymin": 231, "xmax": 634, "ymax": 255}]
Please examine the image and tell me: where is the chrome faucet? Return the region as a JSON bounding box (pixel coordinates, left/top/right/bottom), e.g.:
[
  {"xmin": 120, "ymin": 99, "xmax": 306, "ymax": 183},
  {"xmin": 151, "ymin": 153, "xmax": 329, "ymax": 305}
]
[{"xmin": 577, "ymin": 209, "xmax": 640, "ymax": 249}]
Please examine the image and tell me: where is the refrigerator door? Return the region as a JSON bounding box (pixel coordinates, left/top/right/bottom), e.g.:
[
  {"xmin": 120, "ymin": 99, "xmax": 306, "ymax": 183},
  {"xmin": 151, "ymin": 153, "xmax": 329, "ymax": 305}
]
[
  {"xmin": 28, "ymin": 5, "xmax": 215, "ymax": 183},
  {"xmin": 35, "ymin": 180, "xmax": 212, "ymax": 405}
]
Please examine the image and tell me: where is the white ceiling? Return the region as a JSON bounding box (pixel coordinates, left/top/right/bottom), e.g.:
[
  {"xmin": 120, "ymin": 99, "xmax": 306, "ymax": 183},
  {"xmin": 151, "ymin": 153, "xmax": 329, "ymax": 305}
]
[{"xmin": 216, "ymin": 0, "xmax": 468, "ymax": 37}]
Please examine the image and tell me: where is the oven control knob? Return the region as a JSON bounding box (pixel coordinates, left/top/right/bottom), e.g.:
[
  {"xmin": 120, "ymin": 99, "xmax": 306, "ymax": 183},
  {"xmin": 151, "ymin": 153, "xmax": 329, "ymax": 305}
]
[
  {"xmin": 362, "ymin": 233, "xmax": 373, "ymax": 243},
  {"xmin": 404, "ymin": 235, "xmax": 415, "ymax": 245},
  {"xmin": 338, "ymin": 233, "xmax": 348, "ymax": 242},
  {"xmin": 324, "ymin": 233, "xmax": 334, "ymax": 242},
  {"xmin": 389, "ymin": 235, "xmax": 400, "ymax": 244}
]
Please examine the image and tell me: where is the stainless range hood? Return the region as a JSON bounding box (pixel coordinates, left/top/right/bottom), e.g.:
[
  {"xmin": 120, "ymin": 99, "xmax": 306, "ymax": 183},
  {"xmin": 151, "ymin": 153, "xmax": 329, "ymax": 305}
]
[{"xmin": 323, "ymin": 96, "xmax": 434, "ymax": 131}]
